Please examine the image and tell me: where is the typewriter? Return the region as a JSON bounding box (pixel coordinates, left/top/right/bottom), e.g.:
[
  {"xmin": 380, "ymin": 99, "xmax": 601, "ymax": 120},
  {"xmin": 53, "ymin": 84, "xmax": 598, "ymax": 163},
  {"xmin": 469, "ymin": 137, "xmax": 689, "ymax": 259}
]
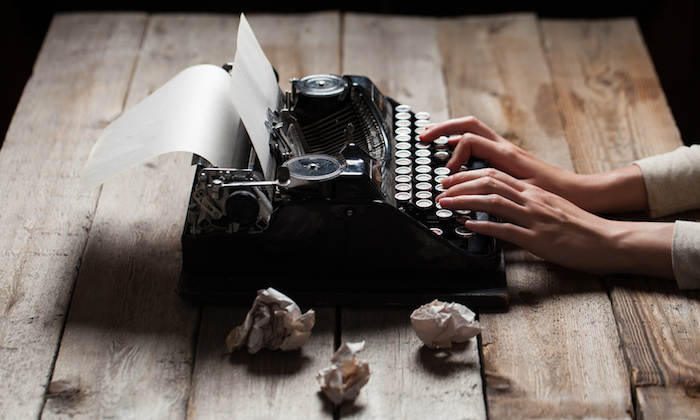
[{"xmin": 178, "ymin": 73, "xmax": 508, "ymax": 307}]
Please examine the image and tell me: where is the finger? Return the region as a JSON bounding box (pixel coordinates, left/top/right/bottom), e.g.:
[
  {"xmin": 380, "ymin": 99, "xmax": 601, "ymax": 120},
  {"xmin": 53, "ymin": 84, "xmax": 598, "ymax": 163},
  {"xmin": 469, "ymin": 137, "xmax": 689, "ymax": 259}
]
[
  {"xmin": 441, "ymin": 167, "xmax": 526, "ymax": 192},
  {"xmin": 438, "ymin": 170, "xmax": 527, "ymax": 207},
  {"xmin": 437, "ymin": 193, "xmax": 530, "ymax": 228},
  {"xmin": 463, "ymin": 218, "xmax": 534, "ymax": 249},
  {"xmin": 419, "ymin": 116, "xmax": 502, "ymax": 143},
  {"xmin": 445, "ymin": 135, "xmax": 520, "ymax": 175}
]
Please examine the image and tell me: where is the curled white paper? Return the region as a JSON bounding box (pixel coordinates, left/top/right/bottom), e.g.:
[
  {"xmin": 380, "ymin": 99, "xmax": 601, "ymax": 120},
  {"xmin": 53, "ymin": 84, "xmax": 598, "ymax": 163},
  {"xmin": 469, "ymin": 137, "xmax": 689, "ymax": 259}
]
[
  {"xmin": 226, "ymin": 287, "xmax": 315, "ymax": 354},
  {"xmin": 410, "ymin": 300, "xmax": 482, "ymax": 348},
  {"xmin": 80, "ymin": 64, "xmax": 239, "ymax": 190},
  {"xmin": 316, "ymin": 341, "xmax": 370, "ymax": 405}
]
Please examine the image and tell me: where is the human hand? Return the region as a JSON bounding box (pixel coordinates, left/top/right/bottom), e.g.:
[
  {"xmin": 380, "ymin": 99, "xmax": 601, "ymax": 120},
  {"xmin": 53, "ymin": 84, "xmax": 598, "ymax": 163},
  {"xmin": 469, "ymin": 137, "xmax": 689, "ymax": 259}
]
[
  {"xmin": 419, "ymin": 116, "xmax": 576, "ymax": 197},
  {"xmin": 436, "ymin": 168, "xmax": 673, "ymax": 278},
  {"xmin": 420, "ymin": 116, "xmax": 648, "ymax": 214}
]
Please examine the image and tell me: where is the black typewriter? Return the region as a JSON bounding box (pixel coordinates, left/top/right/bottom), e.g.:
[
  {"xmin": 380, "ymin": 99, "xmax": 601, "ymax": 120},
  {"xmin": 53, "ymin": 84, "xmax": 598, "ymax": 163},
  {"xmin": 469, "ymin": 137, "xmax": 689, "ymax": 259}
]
[{"xmin": 178, "ymin": 73, "xmax": 507, "ymax": 307}]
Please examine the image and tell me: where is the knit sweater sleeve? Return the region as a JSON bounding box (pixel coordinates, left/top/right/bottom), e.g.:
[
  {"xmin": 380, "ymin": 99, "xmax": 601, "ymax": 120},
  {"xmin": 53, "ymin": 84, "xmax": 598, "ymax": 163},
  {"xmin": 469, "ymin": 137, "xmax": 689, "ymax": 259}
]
[
  {"xmin": 634, "ymin": 145, "xmax": 700, "ymax": 218},
  {"xmin": 634, "ymin": 145, "xmax": 700, "ymax": 290}
]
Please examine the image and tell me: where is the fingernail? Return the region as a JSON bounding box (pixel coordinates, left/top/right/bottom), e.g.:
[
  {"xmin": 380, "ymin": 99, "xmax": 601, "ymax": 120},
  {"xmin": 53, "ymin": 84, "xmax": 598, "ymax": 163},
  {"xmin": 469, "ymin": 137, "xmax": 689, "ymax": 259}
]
[{"xmin": 438, "ymin": 196, "xmax": 451, "ymax": 206}]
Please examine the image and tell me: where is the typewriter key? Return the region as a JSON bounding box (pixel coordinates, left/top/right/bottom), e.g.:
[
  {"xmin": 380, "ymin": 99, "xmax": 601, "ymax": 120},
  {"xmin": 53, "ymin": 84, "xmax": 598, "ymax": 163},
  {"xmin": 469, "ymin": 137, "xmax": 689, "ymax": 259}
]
[
  {"xmin": 435, "ymin": 175, "xmax": 447, "ymax": 184},
  {"xmin": 395, "ymin": 104, "xmax": 411, "ymax": 113},
  {"xmin": 414, "ymin": 173, "xmax": 432, "ymax": 183},
  {"xmin": 414, "ymin": 126, "xmax": 426, "ymax": 135},
  {"xmin": 396, "ymin": 157, "xmax": 412, "ymax": 166},
  {"xmin": 415, "ymin": 119, "xmax": 430, "ymax": 128},
  {"xmin": 414, "ymin": 157, "xmax": 431, "ymax": 166},
  {"xmin": 415, "ymin": 142, "xmax": 430, "ymax": 149},
  {"xmin": 395, "ymin": 119, "xmax": 411, "ymax": 127},
  {"xmin": 415, "ymin": 191, "xmax": 432, "ymax": 200},
  {"xmin": 415, "ymin": 182, "xmax": 432, "ymax": 191},
  {"xmin": 435, "ymin": 184, "xmax": 447, "ymax": 192},
  {"xmin": 436, "ymin": 209, "xmax": 453, "ymax": 219},
  {"xmin": 434, "ymin": 167, "xmax": 451, "ymax": 176},
  {"xmin": 456, "ymin": 209, "xmax": 473, "ymax": 216},
  {"xmin": 395, "ymin": 166, "xmax": 412, "ymax": 175},
  {"xmin": 395, "ymin": 127, "xmax": 411, "ymax": 136},
  {"xmin": 396, "ymin": 183, "xmax": 412, "ymax": 192},
  {"xmin": 430, "ymin": 227, "xmax": 444, "ymax": 236},
  {"xmin": 415, "ymin": 165, "xmax": 432, "ymax": 174},
  {"xmin": 395, "ymin": 150, "xmax": 411, "ymax": 159},
  {"xmin": 396, "ymin": 142, "xmax": 412, "ymax": 150},
  {"xmin": 395, "ymin": 191, "xmax": 412, "ymax": 203},
  {"xmin": 455, "ymin": 226, "xmax": 475, "ymax": 238},
  {"xmin": 414, "ymin": 149, "xmax": 431, "ymax": 157},
  {"xmin": 395, "ymin": 174, "xmax": 412, "ymax": 183},
  {"xmin": 415, "ymin": 111, "xmax": 431, "ymax": 120},
  {"xmin": 416, "ymin": 199, "xmax": 433, "ymax": 209},
  {"xmin": 434, "ymin": 136, "xmax": 449, "ymax": 146},
  {"xmin": 433, "ymin": 151, "xmax": 450, "ymax": 162},
  {"xmin": 456, "ymin": 215, "xmax": 471, "ymax": 225},
  {"xmin": 395, "ymin": 112, "xmax": 411, "ymax": 120},
  {"xmin": 395, "ymin": 134, "xmax": 411, "ymax": 142}
]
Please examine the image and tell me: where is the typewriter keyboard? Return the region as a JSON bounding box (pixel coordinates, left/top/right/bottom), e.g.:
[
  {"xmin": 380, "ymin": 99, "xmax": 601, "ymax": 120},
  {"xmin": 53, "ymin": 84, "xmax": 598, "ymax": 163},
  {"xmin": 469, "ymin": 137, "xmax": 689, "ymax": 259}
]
[{"xmin": 392, "ymin": 105, "xmax": 481, "ymax": 242}]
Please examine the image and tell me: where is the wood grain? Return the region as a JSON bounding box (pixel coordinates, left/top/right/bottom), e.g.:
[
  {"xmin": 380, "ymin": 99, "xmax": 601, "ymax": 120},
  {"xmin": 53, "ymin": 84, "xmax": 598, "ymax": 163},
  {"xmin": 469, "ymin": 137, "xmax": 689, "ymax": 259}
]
[
  {"xmin": 188, "ymin": 306, "xmax": 336, "ymax": 419},
  {"xmin": 636, "ymin": 385, "xmax": 700, "ymax": 420},
  {"xmin": 2, "ymin": 10, "xmax": 695, "ymax": 419},
  {"xmin": 342, "ymin": 13, "xmax": 450, "ymax": 122},
  {"xmin": 42, "ymin": 14, "xmax": 243, "ymax": 419},
  {"xmin": 543, "ymin": 18, "xmax": 700, "ymax": 419},
  {"xmin": 438, "ymin": 14, "xmax": 633, "ymax": 419},
  {"xmin": 0, "ymin": 13, "xmax": 148, "ymax": 419},
  {"xmin": 438, "ymin": 13, "xmax": 574, "ymax": 170},
  {"xmin": 541, "ymin": 18, "xmax": 682, "ymax": 173},
  {"xmin": 340, "ymin": 13, "xmax": 486, "ymax": 420}
]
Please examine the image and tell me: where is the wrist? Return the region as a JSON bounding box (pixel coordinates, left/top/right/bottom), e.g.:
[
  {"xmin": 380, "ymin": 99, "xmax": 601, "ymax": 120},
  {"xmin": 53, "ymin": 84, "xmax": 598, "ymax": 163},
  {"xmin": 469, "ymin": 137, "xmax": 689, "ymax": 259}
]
[
  {"xmin": 572, "ymin": 166, "xmax": 648, "ymax": 214},
  {"xmin": 605, "ymin": 220, "xmax": 674, "ymax": 279}
]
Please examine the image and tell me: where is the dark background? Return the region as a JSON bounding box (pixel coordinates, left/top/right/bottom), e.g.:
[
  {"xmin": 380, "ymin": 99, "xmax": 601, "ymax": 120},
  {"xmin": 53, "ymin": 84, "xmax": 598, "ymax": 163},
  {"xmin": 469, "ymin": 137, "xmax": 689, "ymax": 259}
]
[{"xmin": 1, "ymin": 0, "xmax": 698, "ymax": 148}]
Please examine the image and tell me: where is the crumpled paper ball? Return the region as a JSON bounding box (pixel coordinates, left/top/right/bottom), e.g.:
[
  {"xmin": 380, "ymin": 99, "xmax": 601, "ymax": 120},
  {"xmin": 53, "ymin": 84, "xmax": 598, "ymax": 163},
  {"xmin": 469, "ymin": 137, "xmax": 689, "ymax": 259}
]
[
  {"xmin": 316, "ymin": 341, "xmax": 370, "ymax": 404},
  {"xmin": 410, "ymin": 299, "xmax": 481, "ymax": 348},
  {"xmin": 226, "ymin": 287, "xmax": 315, "ymax": 354}
]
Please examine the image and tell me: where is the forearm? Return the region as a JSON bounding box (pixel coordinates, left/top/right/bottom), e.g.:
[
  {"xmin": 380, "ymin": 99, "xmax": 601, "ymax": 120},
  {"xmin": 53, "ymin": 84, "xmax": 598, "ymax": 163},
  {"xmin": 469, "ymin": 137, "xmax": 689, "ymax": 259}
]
[
  {"xmin": 559, "ymin": 165, "xmax": 649, "ymax": 214},
  {"xmin": 603, "ymin": 219, "xmax": 674, "ymax": 279}
]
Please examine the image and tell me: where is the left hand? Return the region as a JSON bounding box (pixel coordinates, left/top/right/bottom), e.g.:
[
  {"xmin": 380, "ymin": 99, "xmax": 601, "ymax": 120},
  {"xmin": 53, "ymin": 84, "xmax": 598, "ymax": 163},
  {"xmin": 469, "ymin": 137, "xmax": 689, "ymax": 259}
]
[{"xmin": 436, "ymin": 167, "xmax": 673, "ymax": 277}]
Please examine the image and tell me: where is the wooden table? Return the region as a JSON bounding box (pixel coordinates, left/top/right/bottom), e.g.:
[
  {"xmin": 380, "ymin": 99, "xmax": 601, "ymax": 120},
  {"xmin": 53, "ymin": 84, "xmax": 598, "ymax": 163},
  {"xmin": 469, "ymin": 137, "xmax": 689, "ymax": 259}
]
[{"xmin": 2, "ymin": 11, "xmax": 699, "ymax": 419}]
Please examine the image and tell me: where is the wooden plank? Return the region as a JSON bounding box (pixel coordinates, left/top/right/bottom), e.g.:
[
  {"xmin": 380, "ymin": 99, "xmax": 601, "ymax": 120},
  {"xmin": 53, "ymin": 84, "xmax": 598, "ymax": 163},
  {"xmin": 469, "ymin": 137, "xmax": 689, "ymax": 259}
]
[
  {"xmin": 340, "ymin": 13, "xmax": 486, "ymax": 420},
  {"xmin": 438, "ymin": 13, "xmax": 574, "ymax": 170},
  {"xmin": 188, "ymin": 306, "xmax": 337, "ymax": 419},
  {"xmin": 542, "ymin": 18, "xmax": 700, "ymax": 419},
  {"xmin": 0, "ymin": 13, "xmax": 148, "ymax": 419},
  {"xmin": 186, "ymin": 12, "xmax": 342, "ymax": 419},
  {"xmin": 340, "ymin": 307, "xmax": 486, "ymax": 419},
  {"xmin": 608, "ymin": 279, "xmax": 700, "ymax": 387},
  {"xmin": 41, "ymin": 13, "xmax": 243, "ymax": 419},
  {"xmin": 342, "ymin": 13, "xmax": 450, "ymax": 122},
  {"xmin": 636, "ymin": 386, "xmax": 700, "ymax": 420},
  {"xmin": 438, "ymin": 14, "xmax": 633, "ymax": 419},
  {"xmin": 541, "ymin": 18, "xmax": 682, "ymax": 173}
]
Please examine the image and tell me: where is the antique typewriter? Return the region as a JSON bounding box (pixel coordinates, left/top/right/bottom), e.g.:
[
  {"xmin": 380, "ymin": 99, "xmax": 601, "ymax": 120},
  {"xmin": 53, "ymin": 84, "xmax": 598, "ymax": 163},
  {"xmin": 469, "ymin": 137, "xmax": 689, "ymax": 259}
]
[{"xmin": 178, "ymin": 73, "xmax": 507, "ymax": 307}]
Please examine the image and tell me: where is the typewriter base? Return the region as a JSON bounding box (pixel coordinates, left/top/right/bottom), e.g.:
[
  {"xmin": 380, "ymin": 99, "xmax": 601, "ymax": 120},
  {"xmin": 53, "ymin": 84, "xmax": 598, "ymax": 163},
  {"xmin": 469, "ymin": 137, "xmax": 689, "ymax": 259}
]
[{"xmin": 177, "ymin": 258, "xmax": 508, "ymax": 309}]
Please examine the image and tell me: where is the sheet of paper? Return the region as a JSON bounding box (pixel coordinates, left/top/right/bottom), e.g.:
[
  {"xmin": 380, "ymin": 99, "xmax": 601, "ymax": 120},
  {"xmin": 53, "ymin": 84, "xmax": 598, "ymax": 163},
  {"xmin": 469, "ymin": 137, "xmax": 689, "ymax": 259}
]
[
  {"xmin": 229, "ymin": 13, "xmax": 280, "ymax": 180},
  {"xmin": 80, "ymin": 64, "xmax": 239, "ymax": 190}
]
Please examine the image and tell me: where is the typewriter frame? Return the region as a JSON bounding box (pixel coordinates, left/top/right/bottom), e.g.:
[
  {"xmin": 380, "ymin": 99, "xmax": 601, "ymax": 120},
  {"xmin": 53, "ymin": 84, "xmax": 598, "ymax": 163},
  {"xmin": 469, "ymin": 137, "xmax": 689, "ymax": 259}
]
[{"xmin": 178, "ymin": 73, "xmax": 508, "ymax": 308}]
